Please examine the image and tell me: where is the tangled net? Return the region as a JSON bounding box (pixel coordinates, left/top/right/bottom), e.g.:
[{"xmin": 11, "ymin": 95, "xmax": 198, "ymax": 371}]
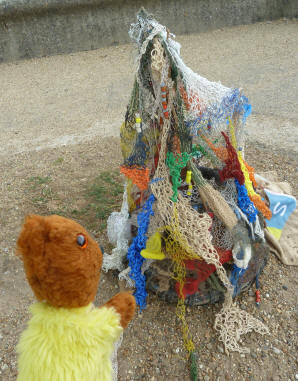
[{"xmin": 103, "ymin": 8, "xmax": 271, "ymax": 379}]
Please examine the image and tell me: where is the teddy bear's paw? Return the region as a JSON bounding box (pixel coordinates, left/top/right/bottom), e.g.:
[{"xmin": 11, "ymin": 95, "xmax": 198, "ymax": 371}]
[{"xmin": 104, "ymin": 292, "xmax": 136, "ymax": 328}]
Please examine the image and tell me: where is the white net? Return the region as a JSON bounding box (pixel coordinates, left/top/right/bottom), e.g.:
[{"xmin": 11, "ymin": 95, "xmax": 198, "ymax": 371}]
[{"xmin": 103, "ymin": 188, "xmax": 131, "ymax": 272}]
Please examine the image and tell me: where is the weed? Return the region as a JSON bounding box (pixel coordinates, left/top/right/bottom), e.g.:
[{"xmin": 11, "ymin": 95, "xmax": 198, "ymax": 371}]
[
  {"xmin": 28, "ymin": 176, "xmax": 52, "ymax": 189},
  {"xmin": 54, "ymin": 157, "xmax": 64, "ymax": 165},
  {"xmin": 72, "ymin": 171, "xmax": 123, "ymax": 231},
  {"xmin": 27, "ymin": 175, "xmax": 54, "ymax": 205}
]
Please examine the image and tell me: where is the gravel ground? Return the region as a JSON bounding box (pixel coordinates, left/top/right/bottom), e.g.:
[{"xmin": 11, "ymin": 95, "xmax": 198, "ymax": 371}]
[
  {"xmin": 0, "ymin": 18, "xmax": 297, "ymax": 381},
  {"xmin": 0, "ymin": 138, "xmax": 297, "ymax": 381}
]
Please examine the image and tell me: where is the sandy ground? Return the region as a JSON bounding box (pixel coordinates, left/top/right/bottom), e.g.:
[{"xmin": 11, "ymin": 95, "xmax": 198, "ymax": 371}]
[{"xmin": 0, "ymin": 19, "xmax": 297, "ymax": 381}]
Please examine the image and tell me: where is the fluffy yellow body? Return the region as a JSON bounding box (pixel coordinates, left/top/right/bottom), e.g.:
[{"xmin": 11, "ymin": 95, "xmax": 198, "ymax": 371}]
[{"xmin": 17, "ymin": 302, "xmax": 122, "ymax": 381}]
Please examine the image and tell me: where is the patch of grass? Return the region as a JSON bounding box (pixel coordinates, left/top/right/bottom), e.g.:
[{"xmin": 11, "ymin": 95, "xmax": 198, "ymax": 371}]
[
  {"xmin": 71, "ymin": 207, "xmax": 89, "ymax": 216},
  {"xmin": 32, "ymin": 187, "xmax": 53, "ymax": 203},
  {"xmin": 49, "ymin": 209, "xmax": 66, "ymax": 216},
  {"xmin": 28, "ymin": 175, "xmax": 52, "ymax": 189},
  {"xmin": 54, "ymin": 157, "xmax": 64, "ymax": 165},
  {"xmin": 27, "ymin": 175, "xmax": 55, "ymax": 206},
  {"xmin": 71, "ymin": 171, "xmax": 123, "ymax": 232},
  {"xmin": 25, "ymin": 171, "xmax": 123, "ymax": 234}
]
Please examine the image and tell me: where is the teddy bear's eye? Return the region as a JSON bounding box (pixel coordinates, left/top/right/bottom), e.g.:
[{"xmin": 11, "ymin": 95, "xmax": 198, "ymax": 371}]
[{"xmin": 77, "ymin": 234, "xmax": 87, "ymax": 248}]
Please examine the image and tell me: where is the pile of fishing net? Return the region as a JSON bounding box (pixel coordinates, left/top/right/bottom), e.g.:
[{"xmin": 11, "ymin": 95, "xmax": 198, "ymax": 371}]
[{"xmin": 103, "ymin": 8, "xmax": 272, "ymax": 372}]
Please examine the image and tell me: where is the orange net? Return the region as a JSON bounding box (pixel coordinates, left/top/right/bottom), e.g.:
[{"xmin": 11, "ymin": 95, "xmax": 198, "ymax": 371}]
[
  {"xmin": 120, "ymin": 166, "xmax": 150, "ymax": 191},
  {"xmin": 243, "ymin": 160, "xmax": 257, "ymax": 188},
  {"xmin": 179, "ymin": 86, "xmax": 202, "ymax": 113},
  {"xmin": 199, "ymin": 133, "xmax": 228, "ymax": 161},
  {"xmin": 249, "ymin": 194, "xmax": 272, "ymax": 220}
]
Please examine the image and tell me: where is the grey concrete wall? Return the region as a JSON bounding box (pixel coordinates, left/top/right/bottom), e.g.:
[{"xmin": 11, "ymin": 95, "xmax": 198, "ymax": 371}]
[{"xmin": 0, "ymin": 0, "xmax": 297, "ymax": 63}]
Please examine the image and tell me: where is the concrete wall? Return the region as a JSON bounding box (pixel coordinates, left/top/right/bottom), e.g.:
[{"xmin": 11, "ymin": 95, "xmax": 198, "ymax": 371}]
[{"xmin": 0, "ymin": 0, "xmax": 297, "ymax": 63}]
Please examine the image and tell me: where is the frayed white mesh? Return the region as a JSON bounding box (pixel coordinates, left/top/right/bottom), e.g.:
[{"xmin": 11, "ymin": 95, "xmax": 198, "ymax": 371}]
[
  {"xmin": 252, "ymin": 215, "xmax": 265, "ymax": 241},
  {"xmin": 130, "ymin": 9, "xmax": 247, "ymax": 150},
  {"xmin": 103, "ymin": 188, "xmax": 131, "ymax": 272},
  {"xmin": 118, "ymin": 260, "xmax": 154, "ymax": 288},
  {"xmin": 118, "ymin": 267, "xmax": 134, "ymax": 288}
]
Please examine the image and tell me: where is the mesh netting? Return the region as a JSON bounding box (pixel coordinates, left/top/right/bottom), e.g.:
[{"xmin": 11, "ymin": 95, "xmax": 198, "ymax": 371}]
[{"xmin": 103, "ymin": 8, "xmax": 271, "ymax": 365}]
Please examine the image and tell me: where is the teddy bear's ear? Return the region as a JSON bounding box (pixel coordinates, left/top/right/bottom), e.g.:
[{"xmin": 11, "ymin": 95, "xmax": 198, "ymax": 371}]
[{"xmin": 16, "ymin": 215, "xmax": 48, "ymax": 260}]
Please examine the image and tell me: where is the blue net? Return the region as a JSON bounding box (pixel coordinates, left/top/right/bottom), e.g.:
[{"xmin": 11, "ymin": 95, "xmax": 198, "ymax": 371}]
[
  {"xmin": 235, "ymin": 179, "xmax": 257, "ymax": 223},
  {"xmin": 127, "ymin": 194, "xmax": 156, "ymax": 310}
]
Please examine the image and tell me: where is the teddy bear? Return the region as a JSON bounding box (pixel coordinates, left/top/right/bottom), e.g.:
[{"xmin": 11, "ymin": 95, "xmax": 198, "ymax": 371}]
[{"xmin": 16, "ymin": 214, "xmax": 136, "ymax": 381}]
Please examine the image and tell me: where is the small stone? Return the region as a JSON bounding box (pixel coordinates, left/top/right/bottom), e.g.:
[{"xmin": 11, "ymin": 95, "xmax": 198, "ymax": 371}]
[
  {"xmin": 217, "ymin": 345, "xmax": 224, "ymax": 353},
  {"xmin": 206, "ymin": 343, "xmax": 212, "ymax": 350},
  {"xmin": 1, "ymin": 364, "xmax": 8, "ymax": 371},
  {"xmin": 265, "ymin": 293, "xmax": 270, "ymax": 298},
  {"xmin": 295, "ymin": 374, "xmax": 298, "ymax": 380},
  {"xmin": 282, "ymin": 285, "xmax": 288, "ymax": 290},
  {"xmin": 204, "ymin": 376, "xmax": 210, "ymax": 381},
  {"xmin": 250, "ymin": 351, "xmax": 257, "ymax": 359},
  {"xmin": 272, "ymin": 347, "xmax": 281, "ymax": 355}
]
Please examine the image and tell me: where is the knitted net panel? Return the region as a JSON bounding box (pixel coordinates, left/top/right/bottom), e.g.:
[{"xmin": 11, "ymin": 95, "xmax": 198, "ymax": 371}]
[{"xmin": 214, "ymin": 304, "xmax": 269, "ymax": 354}]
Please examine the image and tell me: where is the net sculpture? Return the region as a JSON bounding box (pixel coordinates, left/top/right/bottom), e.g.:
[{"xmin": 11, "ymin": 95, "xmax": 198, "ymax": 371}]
[{"xmin": 103, "ymin": 9, "xmax": 270, "ymax": 380}]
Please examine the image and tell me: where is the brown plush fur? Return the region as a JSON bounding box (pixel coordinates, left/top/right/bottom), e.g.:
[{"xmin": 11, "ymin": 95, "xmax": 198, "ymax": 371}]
[
  {"xmin": 104, "ymin": 292, "xmax": 136, "ymax": 329},
  {"xmin": 17, "ymin": 215, "xmax": 135, "ymax": 327}
]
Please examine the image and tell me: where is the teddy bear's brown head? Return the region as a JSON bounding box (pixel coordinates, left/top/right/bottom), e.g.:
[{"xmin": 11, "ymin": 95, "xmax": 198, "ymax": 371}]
[{"xmin": 17, "ymin": 214, "xmax": 103, "ymax": 308}]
